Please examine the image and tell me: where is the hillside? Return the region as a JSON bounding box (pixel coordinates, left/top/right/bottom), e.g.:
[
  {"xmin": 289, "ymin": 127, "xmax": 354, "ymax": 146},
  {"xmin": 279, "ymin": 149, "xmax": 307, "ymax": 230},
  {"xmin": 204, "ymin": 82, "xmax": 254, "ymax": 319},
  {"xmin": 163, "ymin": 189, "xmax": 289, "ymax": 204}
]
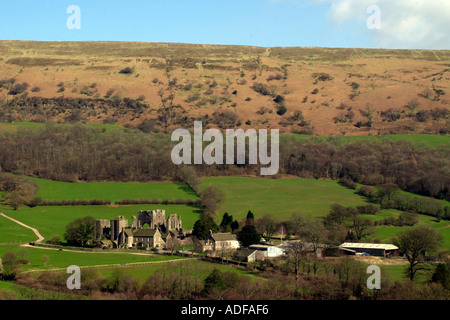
[{"xmin": 0, "ymin": 41, "xmax": 449, "ymax": 136}]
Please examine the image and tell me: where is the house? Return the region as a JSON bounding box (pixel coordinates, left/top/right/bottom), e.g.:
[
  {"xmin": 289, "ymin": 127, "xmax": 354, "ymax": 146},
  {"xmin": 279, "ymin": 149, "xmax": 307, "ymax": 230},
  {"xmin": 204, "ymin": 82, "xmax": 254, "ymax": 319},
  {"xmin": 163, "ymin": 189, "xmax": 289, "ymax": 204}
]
[
  {"xmin": 249, "ymin": 244, "xmax": 285, "ymax": 259},
  {"xmin": 339, "ymin": 242, "xmax": 399, "ymax": 257},
  {"xmin": 200, "ymin": 232, "xmax": 240, "ymax": 252},
  {"xmin": 132, "ymin": 228, "xmax": 165, "ymax": 249}
]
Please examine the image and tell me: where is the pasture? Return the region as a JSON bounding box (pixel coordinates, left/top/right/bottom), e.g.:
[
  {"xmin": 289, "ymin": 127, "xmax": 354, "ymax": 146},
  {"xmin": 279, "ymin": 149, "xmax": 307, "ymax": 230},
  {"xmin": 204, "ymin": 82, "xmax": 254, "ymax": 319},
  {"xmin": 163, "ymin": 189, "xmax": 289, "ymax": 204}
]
[
  {"xmin": 201, "ymin": 177, "xmax": 371, "ymax": 222},
  {"xmin": 30, "ymin": 177, "xmax": 198, "ymax": 202}
]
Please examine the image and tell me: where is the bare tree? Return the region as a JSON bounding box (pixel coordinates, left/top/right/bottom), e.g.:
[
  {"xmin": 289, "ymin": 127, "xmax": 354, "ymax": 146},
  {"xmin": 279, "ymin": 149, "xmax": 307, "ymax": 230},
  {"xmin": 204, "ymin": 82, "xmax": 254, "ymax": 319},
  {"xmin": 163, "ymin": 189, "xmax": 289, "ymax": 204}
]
[{"xmin": 395, "ymin": 226, "xmax": 442, "ymax": 281}]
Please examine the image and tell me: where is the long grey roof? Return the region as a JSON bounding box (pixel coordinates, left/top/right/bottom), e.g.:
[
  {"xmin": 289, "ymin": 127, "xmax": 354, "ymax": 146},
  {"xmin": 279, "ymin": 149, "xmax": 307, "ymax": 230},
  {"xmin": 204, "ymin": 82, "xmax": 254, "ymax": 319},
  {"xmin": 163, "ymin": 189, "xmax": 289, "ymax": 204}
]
[{"xmin": 339, "ymin": 243, "xmax": 398, "ymax": 250}]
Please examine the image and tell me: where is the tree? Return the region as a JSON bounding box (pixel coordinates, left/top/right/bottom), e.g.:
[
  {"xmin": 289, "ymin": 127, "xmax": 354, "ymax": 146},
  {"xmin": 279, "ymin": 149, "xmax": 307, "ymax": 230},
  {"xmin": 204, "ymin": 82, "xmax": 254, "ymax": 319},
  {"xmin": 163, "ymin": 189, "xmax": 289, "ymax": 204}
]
[
  {"xmin": 192, "ymin": 215, "xmax": 218, "ymax": 240},
  {"xmin": 300, "ymin": 221, "xmax": 326, "ymax": 255},
  {"xmin": 394, "ymin": 226, "xmax": 443, "ymax": 281},
  {"xmin": 237, "ymin": 225, "xmax": 261, "ymax": 247},
  {"xmin": 284, "ymin": 241, "xmax": 307, "ymax": 292},
  {"xmin": 245, "ymin": 210, "xmax": 255, "ymax": 226},
  {"xmin": 377, "ymin": 184, "xmax": 400, "ymax": 202},
  {"xmin": 431, "ymin": 263, "xmax": 450, "ymax": 290},
  {"xmin": 4, "ymin": 192, "xmax": 26, "ymax": 211},
  {"xmin": 324, "ymin": 204, "xmax": 355, "ymax": 227},
  {"xmin": 64, "ymin": 216, "xmax": 96, "ymax": 247},
  {"xmin": 0, "ymin": 252, "xmax": 18, "ymax": 281},
  {"xmin": 203, "ymin": 269, "xmax": 224, "ymax": 294},
  {"xmin": 219, "ymin": 212, "xmax": 233, "ymax": 232},
  {"xmin": 347, "ymin": 216, "xmax": 374, "ymax": 241},
  {"xmin": 230, "ymin": 220, "xmax": 240, "ymax": 233},
  {"xmin": 200, "ymin": 186, "xmax": 225, "ymax": 215},
  {"xmin": 256, "ymin": 215, "xmax": 278, "ymax": 238},
  {"xmin": 285, "ymin": 211, "xmax": 307, "ymax": 236}
]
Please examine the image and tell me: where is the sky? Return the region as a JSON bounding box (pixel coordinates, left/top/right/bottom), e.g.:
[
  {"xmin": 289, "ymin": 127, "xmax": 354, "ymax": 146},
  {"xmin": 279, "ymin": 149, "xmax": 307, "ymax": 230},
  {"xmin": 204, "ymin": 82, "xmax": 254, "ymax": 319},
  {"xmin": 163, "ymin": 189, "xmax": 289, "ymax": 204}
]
[{"xmin": 0, "ymin": 0, "xmax": 449, "ymax": 49}]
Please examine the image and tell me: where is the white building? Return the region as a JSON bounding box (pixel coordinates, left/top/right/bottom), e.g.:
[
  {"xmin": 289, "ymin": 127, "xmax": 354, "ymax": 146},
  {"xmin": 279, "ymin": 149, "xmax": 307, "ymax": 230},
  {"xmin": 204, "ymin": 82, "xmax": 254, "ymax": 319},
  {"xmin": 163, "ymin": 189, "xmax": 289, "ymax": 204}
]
[{"xmin": 249, "ymin": 244, "xmax": 285, "ymax": 259}]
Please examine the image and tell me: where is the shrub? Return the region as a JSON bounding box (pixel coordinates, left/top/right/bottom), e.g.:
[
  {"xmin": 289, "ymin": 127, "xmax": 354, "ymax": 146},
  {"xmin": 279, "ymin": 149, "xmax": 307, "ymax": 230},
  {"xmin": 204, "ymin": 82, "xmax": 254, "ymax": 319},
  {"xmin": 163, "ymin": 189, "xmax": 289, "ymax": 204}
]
[
  {"xmin": 119, "ymin": 67, "xmax": 133, "ymax": 74},
  {"xmin": 350, "ymin": 82, "xmax": 360, "ymax": 90},
  {"xmin": 8, "ymin": 82, "xmax": 29, "ymax": 95},
  {"xmin": 312, "ymin": 73, "xmax": 334, "ymax": 82},
  {"xmin": 273, "ymin": 95, "xmax": 285, "ymax": 104},
  {"xmin": 276, "ymin": 105, "xmax": 287, "ymax": 116},
  {"xmin": 356, "ymin": 204, "xmax": 380, "ymax": 215},
  {"xmin": 267, "ymin": 74, "xmax": 283, "ymax": 81},
  {"xmin": 339, "ymin": 178, "xmax": 357, "ymax": 189},
  {"xmin": 251, "ymin": 82, "xmax": 272, "ymax": 96},
  {"xmin": 358, "ymin": 186, "xmax": 376, "ymax": 199}
]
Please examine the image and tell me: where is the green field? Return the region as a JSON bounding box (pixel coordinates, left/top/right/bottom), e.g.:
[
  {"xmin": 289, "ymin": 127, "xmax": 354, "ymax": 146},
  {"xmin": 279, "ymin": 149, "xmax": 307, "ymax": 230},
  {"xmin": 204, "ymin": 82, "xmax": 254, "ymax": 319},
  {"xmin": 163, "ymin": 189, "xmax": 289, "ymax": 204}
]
[
  {"xmin": 0, "ymin": 245, "xmax": 187, "ymax": 272},
  {"xmin": 0, "ymin": 122, "xmax": 125, "ymax": 132},
  {"xmin": 201, "ymin": 177, "xmax": 371, "ymax": 222},
  {"xmin": 283, "ymin": 134, "xmax": 450, "ymax": 147},
  {"xmin": 30, "ymin": 177, "xmax": 198, "ymax": 202},
  {"xmin": 0, "ymin": 204, "xmax": 201, "ymax": 242},
  {"xmin": 0, "ymin": 215, "xmax": 37, "ymax": 244},
  {"xmin": 92, "ymin": 259, "xmax": 260, "ymax": 283}
]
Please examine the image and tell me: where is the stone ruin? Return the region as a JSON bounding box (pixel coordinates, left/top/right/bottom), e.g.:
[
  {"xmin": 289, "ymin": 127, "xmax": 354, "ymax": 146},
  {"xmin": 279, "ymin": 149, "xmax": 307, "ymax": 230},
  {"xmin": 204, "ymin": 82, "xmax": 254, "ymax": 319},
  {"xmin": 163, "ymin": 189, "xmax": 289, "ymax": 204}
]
[{"xmin": 94, "ymin": 210, "xmax": 183, "ymax": 248}]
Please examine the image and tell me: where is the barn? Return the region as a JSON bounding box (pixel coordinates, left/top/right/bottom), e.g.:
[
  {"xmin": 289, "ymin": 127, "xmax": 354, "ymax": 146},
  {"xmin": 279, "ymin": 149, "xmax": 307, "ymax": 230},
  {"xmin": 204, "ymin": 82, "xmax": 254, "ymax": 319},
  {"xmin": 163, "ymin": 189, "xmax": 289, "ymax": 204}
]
[{"xmin": 339, "ymin": 243, "xmax": 399, "ymax": 257}]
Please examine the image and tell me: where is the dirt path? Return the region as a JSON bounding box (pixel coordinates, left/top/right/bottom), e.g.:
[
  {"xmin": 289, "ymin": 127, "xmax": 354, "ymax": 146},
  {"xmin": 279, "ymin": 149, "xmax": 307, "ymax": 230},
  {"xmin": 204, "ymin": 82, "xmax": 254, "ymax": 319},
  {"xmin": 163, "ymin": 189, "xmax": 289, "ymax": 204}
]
[{"xmin": 0, "ymin": 212, "xmax": 44, "ymax": 244}]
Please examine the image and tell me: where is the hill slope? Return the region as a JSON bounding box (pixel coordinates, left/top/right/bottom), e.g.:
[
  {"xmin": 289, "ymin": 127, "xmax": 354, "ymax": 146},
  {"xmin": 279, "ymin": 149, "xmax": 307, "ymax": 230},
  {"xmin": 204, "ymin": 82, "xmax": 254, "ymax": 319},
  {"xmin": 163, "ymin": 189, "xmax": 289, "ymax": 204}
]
[{"xmin": 0, "ymin": 41, "xmax": 449, "ymax": 136}]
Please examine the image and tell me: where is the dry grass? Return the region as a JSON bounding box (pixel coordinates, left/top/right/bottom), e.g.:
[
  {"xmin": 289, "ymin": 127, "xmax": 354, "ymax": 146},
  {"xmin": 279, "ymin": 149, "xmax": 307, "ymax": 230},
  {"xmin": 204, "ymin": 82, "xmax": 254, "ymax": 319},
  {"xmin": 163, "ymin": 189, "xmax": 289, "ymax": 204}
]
[{"xmin": 0, "ymin": 40, "xmax": 448, "ymax": 136}]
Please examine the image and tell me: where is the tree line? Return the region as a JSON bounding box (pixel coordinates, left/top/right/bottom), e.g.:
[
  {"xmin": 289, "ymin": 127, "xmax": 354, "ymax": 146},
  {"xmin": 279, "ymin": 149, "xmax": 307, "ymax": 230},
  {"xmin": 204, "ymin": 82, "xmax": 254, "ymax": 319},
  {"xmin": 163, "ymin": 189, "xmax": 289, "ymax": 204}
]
[{"xmin": 0, "ymin": 124, "xmax": 448, "ymax": 203}]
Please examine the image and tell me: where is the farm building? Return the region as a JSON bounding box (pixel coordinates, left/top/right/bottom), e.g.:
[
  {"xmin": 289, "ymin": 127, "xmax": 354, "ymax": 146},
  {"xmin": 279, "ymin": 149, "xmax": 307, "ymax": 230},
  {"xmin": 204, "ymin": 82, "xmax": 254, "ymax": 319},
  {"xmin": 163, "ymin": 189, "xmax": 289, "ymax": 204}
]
[
  {"xmin": 249, "ymin": 244, "xmax": 285, "ymax": 259},
  {"xmin": 199, "ymin": 232, "xmax": 240, "ymax": 253},
  {"xmin": 234, "ymin": 249, "xmax": 257, "ymax": 262},
  {"xmin": 339, "ymin": 243, "xmax": 399, "ymax": 257}
]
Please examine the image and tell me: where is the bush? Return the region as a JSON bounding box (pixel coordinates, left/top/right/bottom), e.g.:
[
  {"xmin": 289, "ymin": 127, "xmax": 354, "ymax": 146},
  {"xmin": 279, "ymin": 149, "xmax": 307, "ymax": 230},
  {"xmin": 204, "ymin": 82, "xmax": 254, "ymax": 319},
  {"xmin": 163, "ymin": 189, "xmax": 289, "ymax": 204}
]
[
  {"xmin": 312, "ymin": 73, "xmax": 334, "ymax": 82},
  {"xmin": 119, "ymin": 67, "xmax": 133, "ymax": 74},
  {"xmin": 358, "ymin": 186, "xmax": 376, "ymax": 199},
  {"xmin": 267, "ymin": 74, "xmax": 283, "ymax": 81},
  {"xmin": 339, "ymin": 178, "xmax": 357, "ymax": 189},
  {"xmin": 276, "ymin": 105, "xmax": 287, "ymax": 116},
  {"xmin": 251, "ymin": 82, "xmax": 272, "ymax": 96},
  {"xmin": 8, "ymin": 82, "xmax": 29, "ymax": 95},
  {"xmin": 356, "ymin": 204, "xmax": 380, "ymax": 215}
]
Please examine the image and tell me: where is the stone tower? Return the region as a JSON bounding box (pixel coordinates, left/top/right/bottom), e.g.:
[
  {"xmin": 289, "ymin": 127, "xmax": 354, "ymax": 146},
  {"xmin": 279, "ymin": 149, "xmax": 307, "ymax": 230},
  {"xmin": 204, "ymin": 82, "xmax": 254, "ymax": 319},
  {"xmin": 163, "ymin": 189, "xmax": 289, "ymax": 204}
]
[
  {"xmin": 111, "ymin": 216, "xmax": 128, "ymax": 240},
  {"xmin": 166, "ymin": 214, "xmax": 182, "ymax": 231}
]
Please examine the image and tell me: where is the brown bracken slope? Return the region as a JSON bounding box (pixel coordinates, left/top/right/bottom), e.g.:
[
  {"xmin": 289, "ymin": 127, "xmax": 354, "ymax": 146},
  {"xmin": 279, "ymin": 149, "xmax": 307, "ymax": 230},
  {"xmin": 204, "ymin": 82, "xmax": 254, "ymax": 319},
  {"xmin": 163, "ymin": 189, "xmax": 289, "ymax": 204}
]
[{"xmin": 0, "ymin": 41, "xmax": 449, "ymax": 136}]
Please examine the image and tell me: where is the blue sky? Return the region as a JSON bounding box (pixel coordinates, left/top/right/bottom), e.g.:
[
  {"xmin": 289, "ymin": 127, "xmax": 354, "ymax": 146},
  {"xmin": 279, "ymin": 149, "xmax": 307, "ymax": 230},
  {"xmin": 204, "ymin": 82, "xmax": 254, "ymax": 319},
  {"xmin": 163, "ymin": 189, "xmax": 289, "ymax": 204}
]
[{"xmin": 0, "ymin": 0, "xmax": 448, "ymax": 49}]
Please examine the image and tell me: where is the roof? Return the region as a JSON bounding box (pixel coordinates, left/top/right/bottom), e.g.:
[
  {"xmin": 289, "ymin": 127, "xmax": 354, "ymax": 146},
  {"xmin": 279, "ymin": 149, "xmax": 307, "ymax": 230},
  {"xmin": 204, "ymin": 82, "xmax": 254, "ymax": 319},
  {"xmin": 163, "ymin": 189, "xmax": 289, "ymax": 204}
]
[
  {"xmin": 339, "ymin": 243, "xmax": 398, "ymax": 250},
  {"xmin": 211, "ymin": 233, "xmax": 237, "ymax": 242},
  {"xmin": 123, "ymin": 228, "xmax": 134, "ymax": 237},
  {"xmin": 133, "ymin": 229, "xmax": 158, "ymax": 237},
  {"xmin": 234, "ymin": 249, "xmax": 257, "ymax": 258}
]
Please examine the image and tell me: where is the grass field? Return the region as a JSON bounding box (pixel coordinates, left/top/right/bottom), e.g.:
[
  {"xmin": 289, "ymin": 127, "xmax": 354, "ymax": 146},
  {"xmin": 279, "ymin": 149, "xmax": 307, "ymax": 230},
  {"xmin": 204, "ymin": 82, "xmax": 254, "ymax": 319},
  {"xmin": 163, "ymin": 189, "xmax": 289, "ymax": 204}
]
[
  {"xmin": 0, "ymin": 204, "xmax": 201, "ymax": 242},
  {"xmin": 201, "ymin": 177, "xmax": 371, "ymax": 222},
  {"xmin": 0, "ymin": 215, "xmax": 37, "ymax": 244},
  {"xmin": 366, "ymin": 210, "xmax": 450, "ymax": 246},
  {"xmin": 0, "ymin": 122, "xmax": 125, "ymax": 133},
  {"xmin": 283, "ymin": 134, "xmax": 450, "ymax": 147},
  {"xmin": 89, "ymin": 259, "xmax": 260, "ymax": 284},
  {"xmin": 30, "ymin": 177, "xmax": 198, "ymax": 202},
  {"xmin": 200, "ymin": 177, "xmax": 450, "ymax": 249},
  {"xmin": 0, "ymin": 245, "xmax": 187, "ymax": 272}
]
